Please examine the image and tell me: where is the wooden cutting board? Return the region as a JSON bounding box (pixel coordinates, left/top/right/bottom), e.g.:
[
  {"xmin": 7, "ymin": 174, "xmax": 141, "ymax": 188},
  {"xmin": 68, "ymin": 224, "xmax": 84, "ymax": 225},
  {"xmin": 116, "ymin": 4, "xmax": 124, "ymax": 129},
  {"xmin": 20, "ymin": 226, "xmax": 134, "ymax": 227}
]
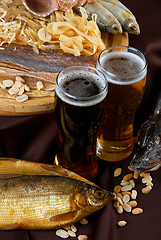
[{"xmin": 0, "ymin": 32, "xmax": 128, "ymax": 116}]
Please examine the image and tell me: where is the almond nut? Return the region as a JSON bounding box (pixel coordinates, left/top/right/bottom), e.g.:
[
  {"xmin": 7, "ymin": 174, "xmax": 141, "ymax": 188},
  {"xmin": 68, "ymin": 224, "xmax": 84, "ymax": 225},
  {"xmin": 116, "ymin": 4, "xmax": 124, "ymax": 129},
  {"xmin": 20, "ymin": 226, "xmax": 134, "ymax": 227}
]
[
  {"xmin": 142, "ymin": 185, "xmax": 152, "ymax": 194},
  {"xmin": 142, "ymin": 176, "xmax": 152, "ymax": 184},
  {"xmin": 133, "ymin": 172, "xmax": 140, "ymax": 179},
  {"xmin": 128, "ymin": 200, "xmax": 137, "ymax": 207},
  {"xmin": 16, "ymin": 94, "xmax": 28, "ymax": 102},
  {"xmin": 37, "ymin": 80, "xmax": 44, "ymax": 90},
  {"xmin": 114, "ymin": 185, "xmax": 122, "ymax": 193},
  {"xmin": 123, "ymin": 203, "xmax": 132, "ymax": 212},
  {"xmin": 122, "ymin": 191, "xmax": 131, "ymax": 196},
  {"xmin": 129, "ymin": 179, "xmax": 135, "ymax": 188},
  {"xmin": 123, "ymin": 174, "xmax": 133, "ymax": 181},
  {"xmin": 3, "ymin": 80, "xmax": 13, "ymax": 88},
  {"xmin": 132, "ymin": 208, "xmax": 143, "ymax": 215},
  {"xmin": 117, "ymin": 205, "xmax": 123, "ymax": 214},
  {"xmin": 122, "ymin": 194, "xmax": 130, "ymax": 204},
  {"xmin": 118, "ymin": 220, "xmax": 127, "ymax": 227},
  {"xmin": 121, "ymin": 185, "xmax": 132, "ymax": 192},
  {"xmin": 131, "ymin": 190, "xmax": 137, "ymax": 199},
  {"xmin": 56, "ymin": 229, "xmax": 69, "ymax": 238},
  {"xmin": 114, "ymin": 168, "xmax": 122, "ymax": 177},
  {"xmin": 78, "ymin": 235, "xmax": 88, "ymax": 240},
  {"xmin": 140, "ymin": 172, "xmax": 150, "ymax": 177},
  {"xmin": 120, "ymin": 180, "xmax": 129, "ymax": 186}
]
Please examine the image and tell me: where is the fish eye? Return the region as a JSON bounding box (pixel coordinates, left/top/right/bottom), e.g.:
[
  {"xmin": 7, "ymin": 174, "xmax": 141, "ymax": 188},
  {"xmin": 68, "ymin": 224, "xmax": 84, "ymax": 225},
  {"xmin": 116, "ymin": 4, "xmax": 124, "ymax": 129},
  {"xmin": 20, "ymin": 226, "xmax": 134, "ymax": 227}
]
[{"xmin": 94, "ymin": 190, "xmax": 104, "ymax": 199}]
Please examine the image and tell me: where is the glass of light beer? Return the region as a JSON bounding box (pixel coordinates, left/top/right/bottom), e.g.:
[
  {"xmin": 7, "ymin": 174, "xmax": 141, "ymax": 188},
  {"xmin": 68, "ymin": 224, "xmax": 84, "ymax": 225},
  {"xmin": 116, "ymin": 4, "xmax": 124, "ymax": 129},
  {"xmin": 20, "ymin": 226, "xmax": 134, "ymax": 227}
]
[
  {"xmin": 55, "ymin": 66, "xmax": 108, "ymax": 179},
  {"xmin": 96, "ymin": 46, "xmax": 147, "ymax": 161}
]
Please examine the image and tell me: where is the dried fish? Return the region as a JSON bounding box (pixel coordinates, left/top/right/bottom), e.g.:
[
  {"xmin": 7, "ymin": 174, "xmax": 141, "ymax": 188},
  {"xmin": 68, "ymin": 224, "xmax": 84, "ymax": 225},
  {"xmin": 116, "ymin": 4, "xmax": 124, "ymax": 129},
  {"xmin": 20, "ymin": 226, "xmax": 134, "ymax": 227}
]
[
  {"xmin": 130, "ymin": 92, "xmax": 161, "ymax": 172},
  {"xmin": 0, "ymin": 158, "xmax": 113, "ymax": 230},
  {"xmin": 74, "ymin": 1, "xmax": 122, "ymax": 34},
  {"xmin": 21, "ymin": 0, "xmax": 139, "ymax": 34}
]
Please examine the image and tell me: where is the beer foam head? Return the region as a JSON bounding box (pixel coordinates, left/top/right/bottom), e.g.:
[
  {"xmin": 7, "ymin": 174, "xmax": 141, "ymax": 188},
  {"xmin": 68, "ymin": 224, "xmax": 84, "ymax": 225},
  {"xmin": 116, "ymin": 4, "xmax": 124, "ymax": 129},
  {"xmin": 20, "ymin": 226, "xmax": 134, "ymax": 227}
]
[
  {"xmin": 56, "ymin": 69, "xmax": 107, "ymax": 107},
  {"xmin": 97, "ymin": 51, "xmax": 147, "ymax": 85}
]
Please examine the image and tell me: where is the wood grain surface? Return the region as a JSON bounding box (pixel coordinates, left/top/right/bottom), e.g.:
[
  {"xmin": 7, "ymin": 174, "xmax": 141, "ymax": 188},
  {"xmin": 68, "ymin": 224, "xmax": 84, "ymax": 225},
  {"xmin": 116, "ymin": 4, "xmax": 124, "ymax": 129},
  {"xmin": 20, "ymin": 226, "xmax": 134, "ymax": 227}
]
[{"xmin": 0, "ymin": 32, "xmax": 128, "ymax": 116}]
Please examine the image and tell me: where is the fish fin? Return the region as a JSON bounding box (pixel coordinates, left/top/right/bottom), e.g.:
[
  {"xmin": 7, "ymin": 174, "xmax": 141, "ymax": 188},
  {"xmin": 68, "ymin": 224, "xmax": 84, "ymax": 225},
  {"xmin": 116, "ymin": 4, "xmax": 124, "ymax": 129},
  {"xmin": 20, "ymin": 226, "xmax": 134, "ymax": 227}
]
[
  {"xmin": 50, "ymin": 210, "xmax": 78, "ymax": 222},
  {"xmin": 41, "ymin": 164, "xmax": 96, "ymax": 186},
  {"xmin": 41, "ymin": 164, "xmax": 69, "ymax": 177},
  {"xmin": 0, "ymin": 223, "xmax": 21, "ymax": 230},
  {"xmin": 0, "ymin": 174, "xmax": 23, "ymax": 179}
]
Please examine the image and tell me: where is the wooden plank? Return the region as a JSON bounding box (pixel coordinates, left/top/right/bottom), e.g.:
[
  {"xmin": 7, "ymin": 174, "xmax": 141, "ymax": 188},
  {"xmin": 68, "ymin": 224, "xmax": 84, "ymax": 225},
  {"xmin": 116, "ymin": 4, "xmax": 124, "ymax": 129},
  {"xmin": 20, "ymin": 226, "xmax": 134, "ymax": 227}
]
[{"xmin": 0, "ymin": 33, "xmax": 128, "ymax": 116}]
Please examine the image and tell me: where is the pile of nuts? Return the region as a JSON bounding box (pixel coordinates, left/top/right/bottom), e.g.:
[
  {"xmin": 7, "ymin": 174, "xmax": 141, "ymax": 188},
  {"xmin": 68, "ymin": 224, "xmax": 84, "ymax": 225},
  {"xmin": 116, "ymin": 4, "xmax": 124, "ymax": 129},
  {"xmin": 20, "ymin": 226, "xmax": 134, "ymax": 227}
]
[
  {"xmin": 113, "ymin": 167, "xmax": 153, "ymax": 227},
  {"xmin": 0, "ymin": 76, "xmax": 44, "ymax": 103},
  {"xmin": 56, "ymin": 220, "xmax": 88, "ymax": 239}
]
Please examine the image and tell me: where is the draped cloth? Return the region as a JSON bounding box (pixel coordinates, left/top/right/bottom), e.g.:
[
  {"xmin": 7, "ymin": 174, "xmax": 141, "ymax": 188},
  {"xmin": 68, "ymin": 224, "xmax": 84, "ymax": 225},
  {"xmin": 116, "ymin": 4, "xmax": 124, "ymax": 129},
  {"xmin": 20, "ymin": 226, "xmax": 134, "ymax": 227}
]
[{"xmin": 0, "ymin": 0, "xmax": 161, "ymax": 239}]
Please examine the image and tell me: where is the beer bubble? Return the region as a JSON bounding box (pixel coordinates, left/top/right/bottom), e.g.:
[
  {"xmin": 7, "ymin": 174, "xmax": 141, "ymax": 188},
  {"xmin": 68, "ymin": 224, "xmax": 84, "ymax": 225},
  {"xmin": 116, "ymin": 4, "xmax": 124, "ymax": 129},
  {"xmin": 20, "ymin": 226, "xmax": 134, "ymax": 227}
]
[
  {"xmin": 99, "ymin": 51, "xmax": 147, "ymax": 85},
  {"xmin": 56, "ymin": 70, "xmax": 107, "ymax": 107}
]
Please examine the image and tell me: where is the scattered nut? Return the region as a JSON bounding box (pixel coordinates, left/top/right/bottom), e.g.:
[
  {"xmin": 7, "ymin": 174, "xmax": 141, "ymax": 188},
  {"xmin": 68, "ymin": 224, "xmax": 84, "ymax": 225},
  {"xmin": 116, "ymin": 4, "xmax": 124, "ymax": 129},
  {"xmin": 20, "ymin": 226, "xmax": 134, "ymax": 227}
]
[
  {"xmin": 123, "ymin": 203, "xmax": 132, "ymax": 212},
  {"xmin": 37, "ymin": 80, "xmax": 44, "ymax": 90},
  {"xmin": 68, "ymin": 230, "xmax": 76, "ymax": 237},
  {"xmin": 146, "ymin": 181, "xmax": 153, "ymax": 187},
  {"xmin": 8, "ymin": 85, "xmax": 19, "ymax": 95},
  {"xmin": 114, "ymin": 168, "xmax": 122, "ymax": 177},
  {"xmin": 16, "ymin": 94, "xmax": 28, "ymax": 103},
  {"xmin": 120, "ymin": 180, "xmax": 129, "ymax": 186},
  {"xmin": 18, "ymin": 85, "xmax": 25, "ymax": 96},
  {"xmin": 56, "ymin": 229, "xmax": 69, "ymax": 238},
  {"xmin": 113, "ymin": 201, "xmax": 119, "ymax": 208},
  {"xmin": 121, "ymin": 185, "xmax": 132, "ymax": 192},
  {"xmin": 116, "ymin": 193, "xmax": 123, "ymax": 200},
  {"xmin": 24, "ymin": 84, "xmax": 30, "ymax": 91},
  {"xmin": 129, "ymin": 179, "xmax": 135, "ymax": 188},
  {"xmin": 131, "ymin": 190, "xmax": 137, "ymax": 200},
  {"xmin": 15, "ymin": 80, "xmax": 23, "ymax": 88},
  {"xmin": 78, "ymin": 235, "xmax": 88, "ymax": 240},
  {"xmin": 133, "ymin": 172, "xmax": 140, "ymax": 179},
  {"xmin": 142, "ymin": 176, "xmax": 152, "ymax": 184},
  {"xmin": 117, "ymin": 197, "xmax": 123, "ymax": 205},
  {"xmin": 3, "ymin": 80, "xmax": 13, "ymax": 88},
  {"xmin": 128, "ymin": 200, "xmax": 137, "ymax": 208},
  {"xmin": 140, "ymin": 172, "xmax": 150, "ymax": 177},
  {"xmin": 114, "ymin": 185, "xmax": 122, "ymax": 193},
  {"xmin": 118, "ymin": 220, "xmax": 127, "ymax": 227},
  {"xmin": 0, "ymin": 83, "xmax": 6, "ymax": 89},
  {"xmin": 142, "ymin": 185, "xmax": 152, "ymax": 194},
  {"xmin": 117, "ymin": 205, "xmax": 123, "ymax": 214},
  {"xmin": 71, "ymin": 224, "xmax": 77, "ymax": 233},
  {"xmin": 132, "ymin": 208, "xmax": 143, "ymax": 215},
  {"xmin": 16, "ymin": 76, "xmax": 25, "ymax": 82},
  {"xmin": 122, "ymin": 194, "xmax": 130, "ymax": 204},
  {"xmin": 123, "ymin": 174, "xmax": 133, "ymax": 181},
  {"xmin": 122, "ymin": 191, "xmax": 131, "ymax": 196}
]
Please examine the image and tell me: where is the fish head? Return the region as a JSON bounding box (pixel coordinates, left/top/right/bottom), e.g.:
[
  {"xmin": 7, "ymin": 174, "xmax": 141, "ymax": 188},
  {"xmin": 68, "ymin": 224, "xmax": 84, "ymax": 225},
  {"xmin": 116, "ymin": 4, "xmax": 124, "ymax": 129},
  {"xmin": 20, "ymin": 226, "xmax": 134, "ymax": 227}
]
[{"xmin": 75, "ymin": 183, "xmax": 113, "ymax": 212}]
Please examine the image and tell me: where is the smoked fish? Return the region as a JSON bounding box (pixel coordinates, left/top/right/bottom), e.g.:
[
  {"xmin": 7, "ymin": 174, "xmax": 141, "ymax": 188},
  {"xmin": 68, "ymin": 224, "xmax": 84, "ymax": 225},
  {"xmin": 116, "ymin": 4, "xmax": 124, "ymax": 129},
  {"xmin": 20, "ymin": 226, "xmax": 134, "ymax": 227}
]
[{"xmin": 0, "ymin": 158, "xmax": 113, "ymax": 230}]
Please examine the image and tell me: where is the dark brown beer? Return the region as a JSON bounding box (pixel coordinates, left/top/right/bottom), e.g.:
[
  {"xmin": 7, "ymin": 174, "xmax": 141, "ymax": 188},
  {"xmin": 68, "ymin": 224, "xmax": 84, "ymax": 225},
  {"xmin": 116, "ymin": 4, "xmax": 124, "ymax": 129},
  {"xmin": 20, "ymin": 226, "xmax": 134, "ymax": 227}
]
[
  {"xmin": 55, "ymin": 66, "xmax": 107, "ymax": 179},
  {"xmin": 96, "ymin": 48, "xmax": 147, "ymax": 161}
]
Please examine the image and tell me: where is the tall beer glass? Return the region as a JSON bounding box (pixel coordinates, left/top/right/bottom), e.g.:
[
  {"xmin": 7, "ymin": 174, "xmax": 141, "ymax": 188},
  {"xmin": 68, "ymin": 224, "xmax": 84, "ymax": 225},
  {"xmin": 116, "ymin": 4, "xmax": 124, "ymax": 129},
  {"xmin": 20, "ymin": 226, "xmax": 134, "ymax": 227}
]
[
  {"xmin": 55, "ymin": 66, "xmax": 107, "ymax": 179},
  {"xmin": 96, "ymin": 46, "xmax": 147, "ymax": 161}
]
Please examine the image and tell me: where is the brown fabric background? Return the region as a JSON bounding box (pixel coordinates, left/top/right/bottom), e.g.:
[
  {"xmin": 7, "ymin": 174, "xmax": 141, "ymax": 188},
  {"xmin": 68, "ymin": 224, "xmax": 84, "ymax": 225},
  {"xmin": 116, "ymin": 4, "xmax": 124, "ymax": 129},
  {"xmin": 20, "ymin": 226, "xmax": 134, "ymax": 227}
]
[{"xmin": 0, "ymin": 0, "xmax": 161, "ymax": 239}]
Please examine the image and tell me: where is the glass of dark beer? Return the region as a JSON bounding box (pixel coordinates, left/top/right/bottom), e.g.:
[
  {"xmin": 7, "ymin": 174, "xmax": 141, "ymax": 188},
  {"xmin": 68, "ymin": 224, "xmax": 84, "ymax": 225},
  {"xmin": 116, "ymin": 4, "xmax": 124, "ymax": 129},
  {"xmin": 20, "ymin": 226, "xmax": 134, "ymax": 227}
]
[
  {"xmin": 96, "ymin": 46, "xmax": 147, "ymax": 161},
  {"xmin": 55, "ymin": 66, "xmax": 108, "ymax": 179}
]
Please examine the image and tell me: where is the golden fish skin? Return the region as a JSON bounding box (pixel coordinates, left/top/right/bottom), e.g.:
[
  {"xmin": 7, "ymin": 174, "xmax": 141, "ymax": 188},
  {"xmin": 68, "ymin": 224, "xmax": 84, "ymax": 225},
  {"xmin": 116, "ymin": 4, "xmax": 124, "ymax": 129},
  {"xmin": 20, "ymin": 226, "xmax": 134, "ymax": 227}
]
[{"xmin": 0, "ymin": 174, "xmax": 113, "ymax": 230}]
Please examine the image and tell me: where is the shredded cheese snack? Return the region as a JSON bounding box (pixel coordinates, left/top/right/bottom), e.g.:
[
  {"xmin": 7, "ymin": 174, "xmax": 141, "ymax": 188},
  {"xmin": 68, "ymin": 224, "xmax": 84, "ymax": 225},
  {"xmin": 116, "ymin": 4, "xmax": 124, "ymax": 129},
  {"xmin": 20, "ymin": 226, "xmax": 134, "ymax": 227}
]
[{"xmin": 0, "ymin": 0, "xmax": 105, "ymax": 56}]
